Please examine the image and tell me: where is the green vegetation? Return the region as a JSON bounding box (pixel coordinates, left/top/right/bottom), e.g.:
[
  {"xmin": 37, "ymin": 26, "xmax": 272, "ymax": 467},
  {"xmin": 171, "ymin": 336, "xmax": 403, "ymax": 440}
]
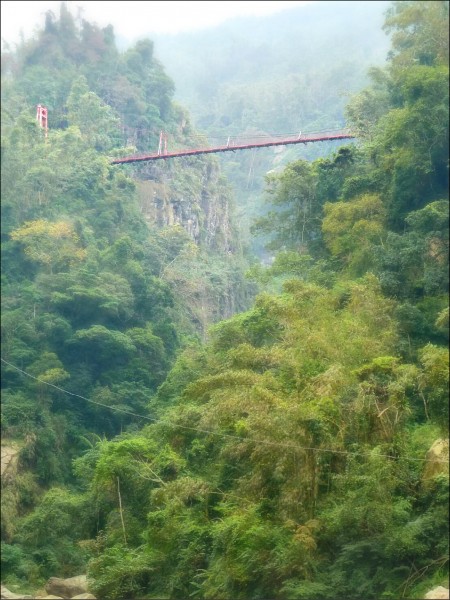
[{"xmin": 1, "ymin": 2, "xmax": 448, "ymax": 599}]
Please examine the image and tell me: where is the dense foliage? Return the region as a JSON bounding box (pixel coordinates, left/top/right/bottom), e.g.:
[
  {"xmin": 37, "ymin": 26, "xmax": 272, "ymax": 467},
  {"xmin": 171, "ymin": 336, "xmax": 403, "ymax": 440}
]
[
  {"xmin": 1, "ymin": 3, "xmax": 251, "ymax": 585},
  {"xmin": 1, "ymin": 2, "xmax": 448, "ymax": 599}
]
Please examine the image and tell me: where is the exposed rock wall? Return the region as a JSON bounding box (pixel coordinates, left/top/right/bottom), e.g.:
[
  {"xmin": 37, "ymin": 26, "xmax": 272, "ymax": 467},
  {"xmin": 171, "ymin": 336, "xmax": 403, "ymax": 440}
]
[{"xmin": 136, "ymin": 158, "xmax": 236, "ymax": 254}]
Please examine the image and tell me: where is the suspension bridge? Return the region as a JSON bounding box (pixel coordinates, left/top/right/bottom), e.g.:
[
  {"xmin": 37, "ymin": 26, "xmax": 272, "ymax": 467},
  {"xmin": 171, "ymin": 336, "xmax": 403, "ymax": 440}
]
[{"xmin": 110, "ymin": 129, "xmax": 355, "ymax": 164}]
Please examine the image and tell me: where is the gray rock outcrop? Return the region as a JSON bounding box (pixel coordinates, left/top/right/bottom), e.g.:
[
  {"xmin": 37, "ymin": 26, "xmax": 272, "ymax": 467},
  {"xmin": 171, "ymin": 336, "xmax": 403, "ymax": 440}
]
[
  {"xmin": 1, "ymin": 585, "xmax": 32, "ymax": 599},
  {"xmin": 423, "ymin": 439, "xmax": 449, "ymax": 481},
  {"xmin": 44, "ymin": 576, "xmax": 88, "ymax": 599},
  {"xmin": 0, "ymin": 445, "xmax": 21, "ymax": 481},
  {"xmin": 424, "ymin": 587, "xmax": 450, "ymax": 599}
]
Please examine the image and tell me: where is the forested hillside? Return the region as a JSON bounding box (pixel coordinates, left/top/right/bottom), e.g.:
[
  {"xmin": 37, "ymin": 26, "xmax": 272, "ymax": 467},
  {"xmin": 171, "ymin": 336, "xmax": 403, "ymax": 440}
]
[
  {"xmin": 1, "ymin": 2, "xmax": 449, "ymax": 600},
  {"xmin": 1, "ymin": 4, "xmax": 253, "ymax": 593}
]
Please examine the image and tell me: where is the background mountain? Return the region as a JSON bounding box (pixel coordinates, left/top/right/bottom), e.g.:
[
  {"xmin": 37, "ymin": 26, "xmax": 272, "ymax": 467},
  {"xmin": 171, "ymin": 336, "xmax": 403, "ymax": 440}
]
[
  {"xmin": 153, "ymin": 1, "xmax": 390, "ymax": 131},
  {"xmin": 149, "ymin": 0, "xmax": 392, "ymax": 251}
]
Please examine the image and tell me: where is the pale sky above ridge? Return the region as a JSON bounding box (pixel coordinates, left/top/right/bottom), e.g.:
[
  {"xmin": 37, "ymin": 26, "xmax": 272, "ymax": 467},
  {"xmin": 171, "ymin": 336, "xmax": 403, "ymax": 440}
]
[{"xmin": 1, "ymin": 1, "xmax": 314, "ymax": 46}]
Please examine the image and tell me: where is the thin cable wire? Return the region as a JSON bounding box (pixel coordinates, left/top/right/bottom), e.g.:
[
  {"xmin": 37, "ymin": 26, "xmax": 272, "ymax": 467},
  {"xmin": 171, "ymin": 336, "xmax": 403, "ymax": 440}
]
[
  {"xmin": 115, "ymin": 122, "xmax": 347, "ymax": 138},
  {"xmin": 1, "ymin": 358, "xmax": 448, "ymax": 464},
  {"xmin": 115, "ymin": 125, "xmax": 350, "ymax": 144}
]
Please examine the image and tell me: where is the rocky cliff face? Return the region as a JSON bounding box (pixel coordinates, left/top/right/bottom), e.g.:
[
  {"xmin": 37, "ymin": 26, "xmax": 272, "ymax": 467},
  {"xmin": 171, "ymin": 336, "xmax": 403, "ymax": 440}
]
[
  {"xmin": 133, "ymin": 155, "xmax": 251, "ymax": 335},
  {"xmin": 136, "ymin": 157, "xmax": 236, "ymax": 254}
]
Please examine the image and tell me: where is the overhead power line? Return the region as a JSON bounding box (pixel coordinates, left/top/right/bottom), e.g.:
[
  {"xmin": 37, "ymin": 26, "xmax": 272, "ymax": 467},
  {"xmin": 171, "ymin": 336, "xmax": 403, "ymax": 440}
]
[{"xmin": 1, "ymin": 358, "xmax": 447, "ymax": 465}]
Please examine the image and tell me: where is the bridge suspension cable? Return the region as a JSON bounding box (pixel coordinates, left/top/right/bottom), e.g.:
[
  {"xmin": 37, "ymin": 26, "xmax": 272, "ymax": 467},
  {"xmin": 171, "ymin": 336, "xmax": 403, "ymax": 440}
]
[{"xmin": 111, "ymin": 128, "xmax": 355, "ymax": 164}]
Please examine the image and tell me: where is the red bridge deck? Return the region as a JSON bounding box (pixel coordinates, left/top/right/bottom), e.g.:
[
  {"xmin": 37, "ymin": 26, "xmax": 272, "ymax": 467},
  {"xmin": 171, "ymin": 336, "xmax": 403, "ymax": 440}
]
[{"xmin": 111, "ymin": 130, "xmax": 355, "ymax": 164}]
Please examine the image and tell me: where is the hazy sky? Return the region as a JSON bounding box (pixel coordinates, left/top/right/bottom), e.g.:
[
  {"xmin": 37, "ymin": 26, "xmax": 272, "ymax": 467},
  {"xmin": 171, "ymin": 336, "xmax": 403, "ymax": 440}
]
[{"xmin": 1, "ymin": 1, "xmax": 314, "ymax": 45}]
